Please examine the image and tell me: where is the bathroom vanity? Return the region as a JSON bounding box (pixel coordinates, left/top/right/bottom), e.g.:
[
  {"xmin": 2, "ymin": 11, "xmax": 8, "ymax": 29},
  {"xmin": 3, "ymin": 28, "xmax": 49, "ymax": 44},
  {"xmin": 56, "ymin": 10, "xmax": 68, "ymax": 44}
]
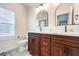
[
  {"xmin": 28, "ymin": 32, "xmax": 79, "ymax": 56},
  {"xmin": 28, "ymin": 3, "xmax": 79, "ymax": 56}
]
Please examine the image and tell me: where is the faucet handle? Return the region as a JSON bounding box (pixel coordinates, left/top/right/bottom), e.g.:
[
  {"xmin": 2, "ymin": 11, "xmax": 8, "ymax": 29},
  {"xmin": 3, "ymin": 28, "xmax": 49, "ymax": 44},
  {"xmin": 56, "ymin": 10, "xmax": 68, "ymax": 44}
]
[{"xmin": 70, "ymin": 29, "xmax": 73, "ymax": 32}]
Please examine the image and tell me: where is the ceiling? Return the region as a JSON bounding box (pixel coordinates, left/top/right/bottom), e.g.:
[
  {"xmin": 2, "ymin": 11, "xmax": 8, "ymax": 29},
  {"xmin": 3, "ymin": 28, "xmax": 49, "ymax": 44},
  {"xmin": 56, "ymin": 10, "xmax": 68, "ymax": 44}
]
[
  {"xmin": 22, "ymin": 3, "xmax": 42, "ymax": 8},
  {"xmin": 22, "ymin": 3, "xmax": 60, "ymax": 8}
]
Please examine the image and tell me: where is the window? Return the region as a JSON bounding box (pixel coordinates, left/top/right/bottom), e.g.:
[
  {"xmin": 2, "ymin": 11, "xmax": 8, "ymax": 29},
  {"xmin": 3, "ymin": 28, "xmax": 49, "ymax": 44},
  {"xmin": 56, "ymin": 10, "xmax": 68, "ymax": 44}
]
[{"xmin": 0, "ymin": 8, "xmax": 15, "ymax": 36}]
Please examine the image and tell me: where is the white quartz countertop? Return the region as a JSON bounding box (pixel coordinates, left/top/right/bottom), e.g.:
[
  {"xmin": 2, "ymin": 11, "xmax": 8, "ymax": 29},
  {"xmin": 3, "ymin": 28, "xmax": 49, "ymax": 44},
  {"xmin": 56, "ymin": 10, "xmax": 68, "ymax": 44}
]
[{"xmin": 28, "ymin": 31, "xmax": 79, "ymax": 37}]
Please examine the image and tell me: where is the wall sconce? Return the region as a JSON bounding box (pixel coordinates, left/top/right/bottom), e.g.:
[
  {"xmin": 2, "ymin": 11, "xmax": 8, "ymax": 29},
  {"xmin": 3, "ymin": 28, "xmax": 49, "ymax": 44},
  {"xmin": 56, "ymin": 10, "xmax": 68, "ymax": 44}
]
[
  {"xmin": 75, "ymin": 14, "xmax": 78, "ymax": 20},
  {"xmin": 73, "ymin": 14, "xmax": 79, "ymax": 25}
]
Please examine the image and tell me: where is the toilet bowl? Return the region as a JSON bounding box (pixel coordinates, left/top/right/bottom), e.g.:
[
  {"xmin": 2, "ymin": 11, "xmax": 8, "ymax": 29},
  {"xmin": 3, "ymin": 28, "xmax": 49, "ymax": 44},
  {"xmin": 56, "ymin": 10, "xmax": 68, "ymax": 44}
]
[{"xmin": 18, "ymin": 40, "xmax": 28, "ymax": 52}]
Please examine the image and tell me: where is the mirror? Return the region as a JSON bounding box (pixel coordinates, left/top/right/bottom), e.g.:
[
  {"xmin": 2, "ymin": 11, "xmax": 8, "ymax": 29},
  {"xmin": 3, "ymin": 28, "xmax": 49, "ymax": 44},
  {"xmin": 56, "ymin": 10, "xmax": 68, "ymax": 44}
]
[
  {"xmin": 55, "ymin": 3, "xmax": 74, "ymax": 26},
  {"xmin": 73, "ymin": 4, "xmax": 79, "ymax": 25},
  {"xmin": 36, "ymin": 10, "xmax": 48, "ymax": 31}
]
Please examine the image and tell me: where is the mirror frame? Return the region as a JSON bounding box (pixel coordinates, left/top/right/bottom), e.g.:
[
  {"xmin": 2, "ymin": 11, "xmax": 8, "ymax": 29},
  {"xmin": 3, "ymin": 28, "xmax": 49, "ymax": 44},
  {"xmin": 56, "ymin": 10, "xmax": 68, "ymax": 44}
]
[
  {"xmin": 55, "ymin": 3, "xmax": 75, "ymax": 26},
  {"xmin": 36, "ymin": 10, "xmax": 48, "ymax": 27}
]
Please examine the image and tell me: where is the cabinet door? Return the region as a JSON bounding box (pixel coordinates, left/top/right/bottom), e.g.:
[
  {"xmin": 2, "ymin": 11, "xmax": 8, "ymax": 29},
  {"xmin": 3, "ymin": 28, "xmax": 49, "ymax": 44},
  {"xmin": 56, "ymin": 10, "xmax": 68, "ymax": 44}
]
[
  {"xmin": 28, "ymin": 33, "xmax": 34, "ymax": 53},
  {"xmin": 33, "ymin": 37, "xmax": 40, "ymax": 56},
  {"xmin": 28, "ymin": 33, "xmax": 40, "ymax": 56},
  {"xmin": 41, "ymin": 34, "xmax": 50, "ymax": 56},
  {"xmin": 28, "ymin": 37, "xmax": 30, "ymax": 52},
  {"xmin": 28, "ymin": 37, "xmax": 35, "ymax": 55},
  {"xmin": 28, "ymin": 37, "xmax": 32, "ymax": 53},
  {"xmin": 69, "ymin": 47, "xmax": 79, "ymax": 56},
  {"xmin": 51, "ymin": 42, "xmax": 64, "ymax": 56}
]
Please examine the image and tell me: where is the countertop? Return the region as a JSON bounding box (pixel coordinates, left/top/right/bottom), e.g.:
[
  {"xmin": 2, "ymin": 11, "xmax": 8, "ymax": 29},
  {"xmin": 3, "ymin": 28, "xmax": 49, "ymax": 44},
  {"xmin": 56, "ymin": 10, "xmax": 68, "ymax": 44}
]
[{"xmin": 28, "ymin": 31, "xmax": 79, "ymax": 37}]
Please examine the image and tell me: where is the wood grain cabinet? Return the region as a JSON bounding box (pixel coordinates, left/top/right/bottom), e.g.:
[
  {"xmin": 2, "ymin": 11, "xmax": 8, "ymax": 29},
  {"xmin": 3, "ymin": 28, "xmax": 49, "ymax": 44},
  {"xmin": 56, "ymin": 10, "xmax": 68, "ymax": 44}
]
[
  {"xmin": 40, "ymin": 34, "xmax": 50, "ymax": 56},
  {"xmin": 69, "ymin": 47, "xmax": 79, "ymax": 56},
  {"xmin": 28, "ymin": 33, "xmax": 41, "ymax": 56},
  {"xmin": 28, "ymin": 33, "xmax": 79, "ymax": 56},
  {"xmin": 51, "ymin": 42, "xmax": 65, "ymax": 56},
  {"xmin": 51, "ymin": 35, "xmax": 79, "ymax": 56},
  {"xmin": 28, "ymin": 33, "xmax": 51, "ymax": 56}
]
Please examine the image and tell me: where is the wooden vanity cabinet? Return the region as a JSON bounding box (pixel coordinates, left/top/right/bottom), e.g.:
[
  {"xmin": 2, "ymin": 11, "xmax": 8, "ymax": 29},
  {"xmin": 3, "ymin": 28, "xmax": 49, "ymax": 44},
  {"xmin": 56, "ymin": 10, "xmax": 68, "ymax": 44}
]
[
  {"xmin": 51, "ymin": 42, "xmax": 65, "ymax": 56},
  {"xmin": 40, "ymin": 34, "xmax": 51, "ymax": 56},
  {"xmin": 68, "ymin": 47, "xmax": 79, "ymax": 56},
  {"xmin": 28, "ymin": 33, "xmax": 51, "ymax": 56},
  {"xmin": 51, "ymin": 35, "xmax": 69, "ymax": 56},
  {"xmin": 28, "ymin": 33, "xmax": 41, "ymax": 56},
  {"xmin": 51, "ymin": 35, "xmax": 79, "ymax": 56},
  {"xmin": 28, "ymin": 33, "xmax": 79, "ymax": 56}
]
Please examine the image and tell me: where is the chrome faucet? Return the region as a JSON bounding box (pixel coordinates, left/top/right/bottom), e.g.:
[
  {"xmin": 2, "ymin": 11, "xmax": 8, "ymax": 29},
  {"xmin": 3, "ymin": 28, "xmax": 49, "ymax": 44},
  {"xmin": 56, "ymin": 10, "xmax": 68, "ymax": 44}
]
[
  {"xmin": 39, "ymin": 27, "xmax": 42, "ymax": 31},
  {"xmin": 65, "ymin": 26, "xmax": 67, "ymax": 32}
]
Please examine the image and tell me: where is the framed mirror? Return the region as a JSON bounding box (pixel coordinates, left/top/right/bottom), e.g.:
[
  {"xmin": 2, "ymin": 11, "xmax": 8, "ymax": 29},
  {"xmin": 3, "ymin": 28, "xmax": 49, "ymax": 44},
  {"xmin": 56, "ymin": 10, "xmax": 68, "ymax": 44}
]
[
  {"xmin": 55, "ymin": 3, "xmax": 74, "ymax": 26},
  {"xmin": 36, "ymin": 10, "xmax": 48, "ymax": 27}
]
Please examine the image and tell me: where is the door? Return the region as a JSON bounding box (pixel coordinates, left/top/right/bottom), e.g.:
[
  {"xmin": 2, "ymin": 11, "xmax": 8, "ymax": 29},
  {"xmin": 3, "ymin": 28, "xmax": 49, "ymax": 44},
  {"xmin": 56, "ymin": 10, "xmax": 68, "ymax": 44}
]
[
  {"xmin": 33, "ymin": 37, "xmax": 40, "ymax": 56},
  {"xmin": 28, "ymin": 37, "xmax": 32, "ymax": 53},
  {"xmin": 51, "ymin": 42, "xmax": 64, "ymax": 56},
  {"xmin": 69, "ymin": 46, "xmax": 79, "ymax": 56},
  {"xmin": 28, "ymin": 37, "xmax": 35, "ymax": 55},
  {"xmin": 28, "ymin": 33, "xmax": 40, "ymax": 56},
  {"xmin": 41, "ymin": 34, "xmax": 50, "ymax": 56}
]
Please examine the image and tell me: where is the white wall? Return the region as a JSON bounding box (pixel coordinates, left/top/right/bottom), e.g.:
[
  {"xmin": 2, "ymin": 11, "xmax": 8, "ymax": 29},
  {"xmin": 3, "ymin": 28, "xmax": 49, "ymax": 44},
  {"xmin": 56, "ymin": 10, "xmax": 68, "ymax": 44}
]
[
  {"xmin": 27, "ymin": 3, "xmax": 65, "ymax": 33},
  {"xmin": 27, "ymin": 3, "xmax": 54, "ymax": 32},
  {"xmin": 0, "ymin": 3, "xmax": 28, "ymax": 53},
  {"xmin": 27, "ymin": 3, "xmax": 79, "ymax": 33},
  {"xmin": 0, "ymin": 3, "xmax": 27, "ymax": 38},
  {"xmin": 27, "ymin": 6, "xmax": 39, "ymax": 31}
]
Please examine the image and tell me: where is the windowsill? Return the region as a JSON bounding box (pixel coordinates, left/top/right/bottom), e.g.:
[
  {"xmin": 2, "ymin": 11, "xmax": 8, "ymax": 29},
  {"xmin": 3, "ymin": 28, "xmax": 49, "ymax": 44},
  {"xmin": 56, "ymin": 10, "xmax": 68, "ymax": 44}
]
[
  {"xmin": 0, "ymin": 34, "xmax": 15, "ymax": 37},
  {"xmin": 0, "ymin": 34, "xmax": 16, "ymax": 40}
]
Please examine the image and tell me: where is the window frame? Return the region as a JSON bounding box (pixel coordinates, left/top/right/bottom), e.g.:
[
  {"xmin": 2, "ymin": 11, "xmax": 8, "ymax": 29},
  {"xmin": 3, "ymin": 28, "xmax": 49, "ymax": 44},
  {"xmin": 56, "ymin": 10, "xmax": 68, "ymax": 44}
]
[{"xmin": 0, "ymin": 7, "xmax": 16, "ymax": 37}]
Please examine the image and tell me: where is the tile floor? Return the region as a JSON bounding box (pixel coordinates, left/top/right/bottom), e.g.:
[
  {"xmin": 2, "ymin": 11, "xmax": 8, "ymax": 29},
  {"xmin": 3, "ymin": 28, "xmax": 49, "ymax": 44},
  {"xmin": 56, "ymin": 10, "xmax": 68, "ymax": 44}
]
[
  {"xmin": 15, "ymin": 51, "xmax": 32, "ymax": 56},
  {"xmin": 0, "ymin": 48, "xmax": 32, "ymax": 56}
]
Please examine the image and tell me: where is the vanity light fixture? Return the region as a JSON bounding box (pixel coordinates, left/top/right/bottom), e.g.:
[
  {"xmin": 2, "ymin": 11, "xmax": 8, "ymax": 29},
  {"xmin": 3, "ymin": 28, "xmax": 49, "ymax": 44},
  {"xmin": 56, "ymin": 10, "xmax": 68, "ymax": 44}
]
[{"xmin": 36, "ymin": 3, "xmax": 45, "ymax": 8}]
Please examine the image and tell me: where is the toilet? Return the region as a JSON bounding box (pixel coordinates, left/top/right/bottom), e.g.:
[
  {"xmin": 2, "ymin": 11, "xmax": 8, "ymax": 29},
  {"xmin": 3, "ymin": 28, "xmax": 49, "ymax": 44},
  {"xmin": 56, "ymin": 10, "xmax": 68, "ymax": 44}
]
[{"xmin": 18, "ymin": 40, "xmax": 28, "ymax": 52}]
